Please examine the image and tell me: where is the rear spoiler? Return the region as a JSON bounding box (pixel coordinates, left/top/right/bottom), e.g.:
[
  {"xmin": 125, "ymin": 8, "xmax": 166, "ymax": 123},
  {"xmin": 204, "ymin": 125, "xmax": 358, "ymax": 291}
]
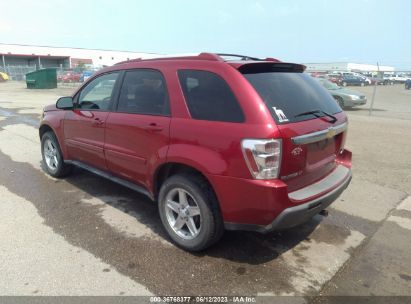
[{"xmin": 238, "ymin": 62, "xmax": 306, "ymax": 74}]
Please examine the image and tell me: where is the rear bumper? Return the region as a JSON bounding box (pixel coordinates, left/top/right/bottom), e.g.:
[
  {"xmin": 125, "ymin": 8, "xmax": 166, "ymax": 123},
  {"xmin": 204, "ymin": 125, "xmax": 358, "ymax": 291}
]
[
  {"xmin": 207, "ymin": 151, "xmax": 352, "ymax": 232},
  {"xmin": 224, "ymin": 171, "xmax": 351, "ymax": 233}
]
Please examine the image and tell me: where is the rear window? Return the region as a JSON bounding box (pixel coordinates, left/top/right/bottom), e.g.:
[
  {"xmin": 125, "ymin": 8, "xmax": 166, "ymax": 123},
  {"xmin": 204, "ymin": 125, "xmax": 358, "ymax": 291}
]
[
  {"xmin": 243, "ymin": 72, "xmax": 342, "ymax": 124},
  {"xmin": 178, "ymin": 70, "xmax": 245, "ymax": 123}
]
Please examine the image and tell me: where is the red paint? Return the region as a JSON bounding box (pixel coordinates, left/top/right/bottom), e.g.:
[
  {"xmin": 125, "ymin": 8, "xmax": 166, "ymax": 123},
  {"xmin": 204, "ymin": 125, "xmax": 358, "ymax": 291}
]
[
  {"xmin": 64, "ymin": 109, "xmax": 108, "ymax": 170},
  {"xmin": 40, "ymin": 53, "xmax": 352, "ymax": 227},
  {"xmin": 58, "ymin": 71, "xmax": 81, "ymax": 83}
]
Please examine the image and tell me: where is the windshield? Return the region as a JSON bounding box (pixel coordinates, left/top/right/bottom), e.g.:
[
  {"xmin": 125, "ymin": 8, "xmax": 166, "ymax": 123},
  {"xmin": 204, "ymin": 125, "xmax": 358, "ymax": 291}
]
[{"xmin": 243, "ymin": 72, "xmax": 342, "ymax": 124}]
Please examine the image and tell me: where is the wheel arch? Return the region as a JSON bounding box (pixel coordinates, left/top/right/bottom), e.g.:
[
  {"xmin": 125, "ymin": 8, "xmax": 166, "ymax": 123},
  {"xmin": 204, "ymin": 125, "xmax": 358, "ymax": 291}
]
[
  {"xmin": 39, "ymin": 123, "xmax": 54, "ymax": 140},
  {"xmin": 39, "ymin": 122, "xmax": 68, "ymax": 159},
  {"xmin": 153, "ymin": 162, "xmax": 216, "ymax": 201}
]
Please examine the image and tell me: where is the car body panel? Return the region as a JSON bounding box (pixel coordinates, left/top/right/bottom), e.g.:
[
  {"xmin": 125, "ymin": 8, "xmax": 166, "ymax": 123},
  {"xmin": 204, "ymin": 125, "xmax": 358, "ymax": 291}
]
[
  {"xmin": 275, "ymin": 112, "xmax": 347, "ymax": 192},
  {"xmin": 104, "ymin": 112, "xmax": 171, "ymax": 189},
  {"xmin": 63, "ymin": 109, "xmax": 108, "ymax": 170}
]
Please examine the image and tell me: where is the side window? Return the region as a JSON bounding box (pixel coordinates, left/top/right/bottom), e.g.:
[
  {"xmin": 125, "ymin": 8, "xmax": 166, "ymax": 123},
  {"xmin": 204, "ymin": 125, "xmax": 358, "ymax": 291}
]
[
  {"xmin": 117, "ymin": 69, "xmax": 169, "ymax": 115},
  {"xmin": 78, "ymin": 72, "xmax": 119, "ymax": 111},
  {"xmin": 178, "ymin": 70, "xmax": 245, "ymax": 123}
]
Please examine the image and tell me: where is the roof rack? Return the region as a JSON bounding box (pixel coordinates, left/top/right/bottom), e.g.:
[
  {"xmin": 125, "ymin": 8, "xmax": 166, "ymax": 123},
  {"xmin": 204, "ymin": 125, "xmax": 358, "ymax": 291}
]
[
  {"xmin": 115, "ymin": 53, "xmax": 222, "ymax": 65},
  {"xmin": 216, "ymin": 53, "xmax": 261, "ymax": 61},
  {"xmin": 114, "ymin": 52, "xmax": 279, "ymax": 65},
  {"xmin": 217, "ymin": 53, "xmax": 280, "ymax": 62}
]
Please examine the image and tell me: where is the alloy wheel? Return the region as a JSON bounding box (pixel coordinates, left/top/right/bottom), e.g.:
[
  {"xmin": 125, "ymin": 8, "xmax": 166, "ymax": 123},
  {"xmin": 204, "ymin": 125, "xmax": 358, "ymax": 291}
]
[
  {"xmin": 43, "ymin": 138, "xmax": 59, "ymax": 171},
  {"xmin": 164, "ymin": 188, "xmax": 202, "ymax": 240}
]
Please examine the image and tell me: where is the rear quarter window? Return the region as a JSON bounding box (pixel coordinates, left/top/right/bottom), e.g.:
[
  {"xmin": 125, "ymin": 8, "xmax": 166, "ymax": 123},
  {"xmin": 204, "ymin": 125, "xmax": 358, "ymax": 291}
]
[{"xmin": 178, "ymin": 70, "xmax": 245, "ymax": 123}]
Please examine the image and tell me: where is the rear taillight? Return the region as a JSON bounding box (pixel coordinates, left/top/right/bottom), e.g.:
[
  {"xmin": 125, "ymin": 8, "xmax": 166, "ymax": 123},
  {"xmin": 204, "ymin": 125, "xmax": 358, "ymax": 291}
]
[
  {"xmin": 241, "ymin": 139, "xmax": 282, "ymax": 179},
  {"xmin": 340, "ymin": 121, "xmax": 348, "ymax": 153}
]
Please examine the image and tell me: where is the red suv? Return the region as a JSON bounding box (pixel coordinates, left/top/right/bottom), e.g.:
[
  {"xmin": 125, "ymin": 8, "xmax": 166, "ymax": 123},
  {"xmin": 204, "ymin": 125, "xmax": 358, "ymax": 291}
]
[{"xmin": 39, "ymin": 53, "xmax": 352, "ymax": 251}]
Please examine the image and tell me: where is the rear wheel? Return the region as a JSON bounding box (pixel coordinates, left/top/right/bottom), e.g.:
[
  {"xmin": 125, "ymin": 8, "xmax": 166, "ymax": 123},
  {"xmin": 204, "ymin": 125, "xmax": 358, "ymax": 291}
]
[
  {"xmin": 158, "ymin": 174, "xmax": 224, "ymax": 251},
  {"xmin": 41, "ymin": 131, "xmax": 72, "ymax": 177}
]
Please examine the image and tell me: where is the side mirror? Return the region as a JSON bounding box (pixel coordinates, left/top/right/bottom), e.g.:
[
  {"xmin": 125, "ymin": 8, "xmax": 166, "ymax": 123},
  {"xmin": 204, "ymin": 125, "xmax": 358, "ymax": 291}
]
[{"xmin": 56, "ymin": 96, "xmax": 74, "ymax": 110}]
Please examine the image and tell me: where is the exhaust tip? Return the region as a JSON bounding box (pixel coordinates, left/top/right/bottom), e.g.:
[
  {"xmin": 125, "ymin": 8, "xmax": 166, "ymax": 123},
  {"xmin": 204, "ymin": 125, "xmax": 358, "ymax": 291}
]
[{"xmin": 319, "ymin": 209, "xmax": 329, "ymax": 217}]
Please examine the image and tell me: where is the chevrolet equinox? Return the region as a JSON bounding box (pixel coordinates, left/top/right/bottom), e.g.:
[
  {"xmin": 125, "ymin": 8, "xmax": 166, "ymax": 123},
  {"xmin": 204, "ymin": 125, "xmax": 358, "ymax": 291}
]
[{"xmin": 39, "ymin": 53, "xmax": 352, "ymax": 251}]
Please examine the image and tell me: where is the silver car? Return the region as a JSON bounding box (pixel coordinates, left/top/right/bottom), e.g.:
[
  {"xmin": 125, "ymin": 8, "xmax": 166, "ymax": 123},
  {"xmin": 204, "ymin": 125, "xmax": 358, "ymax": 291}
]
[{"xmin": 316, "ymin": 78, "xmax": 367, "ymax": 108}]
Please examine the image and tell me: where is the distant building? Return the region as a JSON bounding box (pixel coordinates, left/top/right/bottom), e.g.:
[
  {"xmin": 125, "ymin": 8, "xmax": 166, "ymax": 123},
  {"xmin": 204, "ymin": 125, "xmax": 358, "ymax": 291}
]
[
  {"xmin": 304, "ymin": 62, "xmax": 395, "ymax": 73},
  {"xmin": 0, "ymin": 43, "xmax": 161, "ymax": 70}
]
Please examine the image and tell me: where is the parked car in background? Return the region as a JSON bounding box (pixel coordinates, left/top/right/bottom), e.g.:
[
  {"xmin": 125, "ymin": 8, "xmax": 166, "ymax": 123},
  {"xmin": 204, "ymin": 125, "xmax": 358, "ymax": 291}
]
[
  {"xmin": 339, "ymin": 75, "xmax": 367, "ymax": 87},
  {"xmin": 384, "ymin": 74, "xmax": 409, "ymax": 83},
  {"xmin": 405, "ymin": 79, "xmax": 411, "ymax": 90},
  {"xmin": 58, "ymin": 71, "xmax": 81, "ymax": 83},
  {"xmin": 350, "ymin": 73, "xmax": 372, "ymax": 85},
  {"xmin": 326, "ymin": 74, "xmax": 342, "ymax": 84},
  {"xmin": 316, "ymin": 78, "xmax": 367, "ymax": 108},
  {"xmin": 39, "ymin": 53, "xmax": 352, "ymax": 251},
  {"xmin": 369, "ymin": 76, "xmax": 392, "ymax": 85},
  {"xmin": 80, "ymin": 70, "xmax": 95, "ymax": 83},
  {"xmin": 310, "ymin": 72, "xmax": 327, "ymax": 78},
  {"xmin": 361, "ymin": 76, "xmax": 372, "ymax": 85}
]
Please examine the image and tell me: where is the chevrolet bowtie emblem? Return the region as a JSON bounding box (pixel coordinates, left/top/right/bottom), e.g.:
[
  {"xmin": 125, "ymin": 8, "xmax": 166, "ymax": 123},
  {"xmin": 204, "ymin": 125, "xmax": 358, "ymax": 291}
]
[{"xmin": 326, "ymin": 128, "xmax": 336, "ymax": 138}]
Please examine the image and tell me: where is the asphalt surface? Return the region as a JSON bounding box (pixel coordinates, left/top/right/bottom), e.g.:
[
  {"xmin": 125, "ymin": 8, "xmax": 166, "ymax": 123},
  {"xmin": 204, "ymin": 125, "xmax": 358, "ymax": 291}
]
[{"xmin": 0, "ymin": 82, "xmax": 410, "ymax": 301}]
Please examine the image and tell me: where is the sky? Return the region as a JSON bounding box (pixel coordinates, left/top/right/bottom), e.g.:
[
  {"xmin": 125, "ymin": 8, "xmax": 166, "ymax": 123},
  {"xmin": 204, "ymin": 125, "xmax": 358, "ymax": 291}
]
[{"xmin": 0, "ymin": 0, "xmax": 410, "ymax": 68}]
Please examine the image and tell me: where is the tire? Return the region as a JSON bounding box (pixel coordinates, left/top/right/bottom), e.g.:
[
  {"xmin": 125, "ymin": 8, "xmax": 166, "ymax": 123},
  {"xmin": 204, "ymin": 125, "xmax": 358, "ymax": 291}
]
[
  {"xmin": 334, "ymin": 96, "xmax": 345, "ymax": 109},
  {"xmin": 41, "ymin": 131, "xmax": 72, "ymax": 178},
  {"xmin": 342, "ymin": 82, "xmax": 347, "ymax": 87},
  {"xmin": 158, "ymin": 174, "xmax": 224, "ymax": 251}
]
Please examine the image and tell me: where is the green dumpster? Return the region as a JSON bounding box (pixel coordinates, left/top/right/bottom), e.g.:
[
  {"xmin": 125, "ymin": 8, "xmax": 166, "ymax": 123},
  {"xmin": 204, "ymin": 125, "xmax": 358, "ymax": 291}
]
[{"xmin": 26, "ymin": 68, "xmax": 57, "ymax": 89}]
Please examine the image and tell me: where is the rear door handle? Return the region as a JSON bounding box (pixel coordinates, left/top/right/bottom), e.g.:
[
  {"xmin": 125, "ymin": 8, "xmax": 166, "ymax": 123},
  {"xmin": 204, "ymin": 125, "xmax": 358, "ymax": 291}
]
[{"xmin": 144, "ymin": 123, "xmax": 163, "ymax": 132}]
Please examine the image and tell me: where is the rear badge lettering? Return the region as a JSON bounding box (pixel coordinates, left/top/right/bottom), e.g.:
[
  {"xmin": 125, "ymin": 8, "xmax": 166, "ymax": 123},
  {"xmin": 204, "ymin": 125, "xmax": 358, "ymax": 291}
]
[
  {"xmin": 273, "ymin": 107, "xmax": 289, "ymax": 122},
  {"xmin": 291, "ymin": 147, "xmax": 303, "ymax": 156},
  {"xmin": 281, "ymin": 170, "xmax": 303, "ymax": 180}
]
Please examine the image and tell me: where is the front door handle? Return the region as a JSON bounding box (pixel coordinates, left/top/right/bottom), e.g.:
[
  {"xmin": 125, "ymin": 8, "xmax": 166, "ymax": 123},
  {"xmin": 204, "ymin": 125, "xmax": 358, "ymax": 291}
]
[{"xmin": 92, "ymin": 118, "xmax": 105, "ymax": 126}]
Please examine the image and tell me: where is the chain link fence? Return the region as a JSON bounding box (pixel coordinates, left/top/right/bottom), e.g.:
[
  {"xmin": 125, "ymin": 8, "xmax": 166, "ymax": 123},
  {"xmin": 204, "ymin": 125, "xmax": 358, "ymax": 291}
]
[
  {"xmin": 0, "ymin": 65, "xmax": 99, "ymax": 89},
  {"xmin": 0, "ymin": 65, "xmax": 37, "ymax": 81}
]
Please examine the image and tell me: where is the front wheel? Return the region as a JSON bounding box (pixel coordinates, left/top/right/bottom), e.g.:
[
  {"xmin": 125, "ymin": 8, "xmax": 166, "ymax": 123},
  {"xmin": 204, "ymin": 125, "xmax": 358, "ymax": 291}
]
[
  {"xmin": 158, "ymin": 174, "xmax": 224, "ymax": 251},
  {"xmin": 41, "ymin": 131, "xmax": 72, "ymax": 177}
]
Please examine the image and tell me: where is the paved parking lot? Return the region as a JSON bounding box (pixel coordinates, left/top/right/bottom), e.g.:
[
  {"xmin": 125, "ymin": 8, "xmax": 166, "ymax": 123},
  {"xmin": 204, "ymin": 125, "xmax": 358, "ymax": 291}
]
[
  {"xmin": 0, "ymin": 82, "xmax": 410, "ymax": 301},
  {"xmin": 346, "ymin": 84, "xmax": 411, "ymax": 120}
]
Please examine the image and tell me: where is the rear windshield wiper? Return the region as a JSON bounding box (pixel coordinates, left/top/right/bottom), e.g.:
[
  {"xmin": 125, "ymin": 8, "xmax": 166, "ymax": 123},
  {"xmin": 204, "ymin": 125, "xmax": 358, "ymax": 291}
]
[{"xmin": 294, "ymin": 110, "xmax": 337, "ymax": 123}]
